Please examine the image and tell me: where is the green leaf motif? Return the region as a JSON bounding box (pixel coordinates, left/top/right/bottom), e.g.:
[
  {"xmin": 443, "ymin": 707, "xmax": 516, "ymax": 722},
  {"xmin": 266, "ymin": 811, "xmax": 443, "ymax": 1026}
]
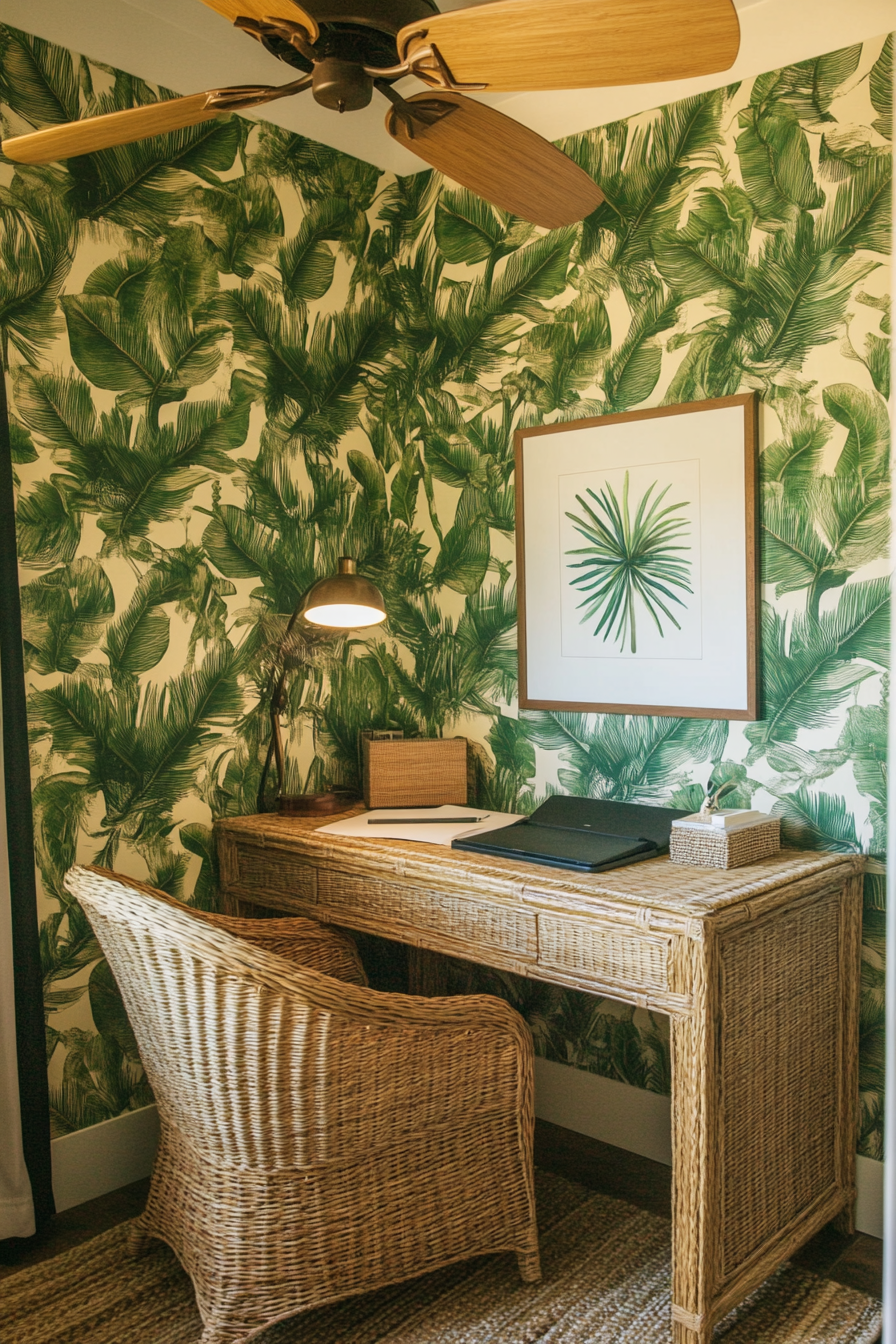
[
  {"xmin": 519, "ymin": 301, "xmax": 611, "ymax": 410},
  {"xmin": 772, "ymin": 788, "xmax": 861, "ymax": 852},
  {"xmin": 817, "ymin": 153, "xmax": 891, "ymax": 255},
  {"xmin": 741, "ymin": 215, "xmax": 877, "ymax": 371},
  {"xmin": 346, "ymin": 448, "xmax": 387, "ymax": 517},
  {"xmin": 278, "ymin": 198, "xmax": 353, "ymax": 307},
  {"xmin": 523, "ymin": 711, "xmax": 727, "ymax": 802},
  {"xmin": 435, "ymin": 191, "xmax": 508, "ymax": 264},
  {"xmin": 750, "ymin": 48, "xmax": 861, "ymax": 124},
  {"xmin": 202, "ymin": 505, "xmax": 277, "ymax": 579},
  {"xmin": 21, "ymin": 559, "xmax": 115, "ymax": 674},
  {"xmin": 573, "ymin": 92, "xmax": 725, "ymax": 279},
  {"xmin": 746, "ymin": 580, "xmax": 889, "ymax": 760},
  {"xmin": 61, "ymin": 294, "xmax": 165, "ymax": 406},
  {"xmin": 197, "ymin": 174, "xmax": 285, "ymax": 279},
  {"xmin": 434, "ymin": 190, "xmax": 533, "ymax": 269},
  {"xmin": 489, "ymin": 228, "xmax": 577, "ymax": 321},
  {"xmin": 431, "ymin": 520, "xmax": 491, "ymax": 595},
  {"xmin": 16, "ymin": 480, "xmax": 81, "ymax": 567},
  {"xmin": 760, "ymin": 401, "xmax": 830, "ymax": 484},
  {"xmin": 389, "ymin": 446, "xmax": 423, "ymax": 527},
  {"xmin": 736, "ymin": 104, "xmax": 825, "ymax": 225},
  {"xmin": 0, "ymin": 27, "xmax": 80, "ymax": 126},
  {"xmin": 869, "ymin": 35, "xmax": 892, "ymax": 141},
  {"xmin": 0, "ymin": 180, "xmax": 74, "ymax": 362},
  {"xmin": 824, "ymin": 383, "xmax": 889, "ymax": 486},
  {"xmin": 604, "ymin": 286, "xmax": 680, "ymax": 411},
  {"xmin": 102, "ymin": 563, "xmax": 196, "ymax": 678}
]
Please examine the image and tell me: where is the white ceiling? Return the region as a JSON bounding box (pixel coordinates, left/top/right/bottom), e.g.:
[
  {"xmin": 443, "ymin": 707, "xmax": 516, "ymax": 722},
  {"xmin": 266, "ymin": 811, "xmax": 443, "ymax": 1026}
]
[{"xmin": 4, "ymin": 0, "xmax": 893, "ymax": 175}]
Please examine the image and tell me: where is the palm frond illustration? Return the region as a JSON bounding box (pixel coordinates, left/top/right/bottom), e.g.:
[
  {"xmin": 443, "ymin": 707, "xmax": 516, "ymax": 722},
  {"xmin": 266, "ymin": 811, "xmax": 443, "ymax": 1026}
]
[{"xmin": 565, "ymin": 472, "xmax": 693, "ymax": 653}]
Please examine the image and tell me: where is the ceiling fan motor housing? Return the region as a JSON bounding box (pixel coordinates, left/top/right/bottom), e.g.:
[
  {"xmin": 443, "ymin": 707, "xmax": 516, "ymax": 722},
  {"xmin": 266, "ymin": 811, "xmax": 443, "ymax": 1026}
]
[
  {"xmin": 260, "ymin": 0, "xmax": 440, "ymax": 111},
  {"xmin": 312, "ymin": 56, "xmax": 374, "ymax": 109}
]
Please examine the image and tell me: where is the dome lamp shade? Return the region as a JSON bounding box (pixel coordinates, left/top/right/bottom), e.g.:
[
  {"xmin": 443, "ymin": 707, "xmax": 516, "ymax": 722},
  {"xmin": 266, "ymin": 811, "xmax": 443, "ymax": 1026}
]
[{"xmin": 302, "ymin": 557, "xmax": 387, "ymax": 628}]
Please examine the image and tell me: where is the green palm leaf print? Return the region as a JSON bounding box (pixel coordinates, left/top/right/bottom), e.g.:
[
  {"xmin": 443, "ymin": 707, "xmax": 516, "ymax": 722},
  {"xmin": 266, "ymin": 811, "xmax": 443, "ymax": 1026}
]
[{"xmin": 566, "ymin": 472, "xmax": 693, "ymax": 653}]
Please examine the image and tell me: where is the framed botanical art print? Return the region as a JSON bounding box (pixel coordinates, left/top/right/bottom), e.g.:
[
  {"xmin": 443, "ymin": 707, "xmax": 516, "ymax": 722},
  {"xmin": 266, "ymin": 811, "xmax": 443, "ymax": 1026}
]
[{"xmin": 515, "ymin": 394, "xmax": 759, "ymax": 720}]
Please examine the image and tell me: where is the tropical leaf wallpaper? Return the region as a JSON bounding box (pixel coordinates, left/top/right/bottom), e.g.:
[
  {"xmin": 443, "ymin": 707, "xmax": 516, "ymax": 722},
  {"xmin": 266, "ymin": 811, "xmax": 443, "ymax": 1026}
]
[{"xmin": 0, "ymin": 24, "xmax": 890, "ymax": 1158}]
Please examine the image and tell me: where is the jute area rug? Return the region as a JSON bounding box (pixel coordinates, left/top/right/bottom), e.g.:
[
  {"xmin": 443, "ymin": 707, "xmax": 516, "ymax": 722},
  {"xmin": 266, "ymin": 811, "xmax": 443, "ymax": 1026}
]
[{"xmin": 4, "ymin": 1172, "xmax": 881, "ymax": 1344}]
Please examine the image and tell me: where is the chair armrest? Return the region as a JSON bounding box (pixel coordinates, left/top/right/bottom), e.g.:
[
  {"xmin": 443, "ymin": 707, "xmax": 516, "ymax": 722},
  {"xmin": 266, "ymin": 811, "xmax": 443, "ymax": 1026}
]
[
  {"xmin": 310, "ymin": 990, "xmax": 535, "ymax": 1164},
  {"xmin": 198, "ymin": 911, "xmax": 367, "ymax": 986}
]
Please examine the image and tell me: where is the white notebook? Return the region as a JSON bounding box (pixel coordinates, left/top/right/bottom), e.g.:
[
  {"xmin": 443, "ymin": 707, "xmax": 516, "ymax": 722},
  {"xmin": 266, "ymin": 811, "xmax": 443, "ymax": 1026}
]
[{"xmin": 317, "ymin": 805, "xmax": 523, "ymax": 847}]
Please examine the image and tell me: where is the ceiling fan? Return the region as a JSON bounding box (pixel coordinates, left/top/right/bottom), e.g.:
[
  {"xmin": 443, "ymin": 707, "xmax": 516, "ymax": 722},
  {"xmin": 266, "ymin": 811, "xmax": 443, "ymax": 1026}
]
[{"xmin": 1, "ymin": 0, "xmax": 740, "ymax": 229}]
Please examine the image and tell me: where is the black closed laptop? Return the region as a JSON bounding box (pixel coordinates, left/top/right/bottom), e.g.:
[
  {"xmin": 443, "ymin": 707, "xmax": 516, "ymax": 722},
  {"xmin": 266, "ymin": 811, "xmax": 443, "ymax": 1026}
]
[{"xmin": 452, "ymin": 795, "xmax": 690, "ymax": 872}]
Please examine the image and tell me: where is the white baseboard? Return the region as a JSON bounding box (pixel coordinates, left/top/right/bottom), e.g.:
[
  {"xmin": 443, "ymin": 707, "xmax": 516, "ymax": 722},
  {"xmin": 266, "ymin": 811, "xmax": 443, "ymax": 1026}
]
[
  {"xmin": 534, "ymin": 1056, "xmax": 673, "ymax": 1164},
  {"xmin": 51, "ymin": 1104, "xmax": 159, "ymax": 1213},
  {"xmin": 856, "ymin": 1155, "xmax": 885, "ymax": 1238},
  {"xmin": 534, "ymin": 1057, "xmax": 884, "ymax": 1240}
]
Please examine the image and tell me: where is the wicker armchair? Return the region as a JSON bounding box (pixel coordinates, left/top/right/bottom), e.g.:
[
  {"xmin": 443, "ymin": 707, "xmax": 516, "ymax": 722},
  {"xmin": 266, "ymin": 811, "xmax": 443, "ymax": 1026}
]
[{"xmin": 65, "ymin": 865, "xmax": 541, "ymax": 1344}]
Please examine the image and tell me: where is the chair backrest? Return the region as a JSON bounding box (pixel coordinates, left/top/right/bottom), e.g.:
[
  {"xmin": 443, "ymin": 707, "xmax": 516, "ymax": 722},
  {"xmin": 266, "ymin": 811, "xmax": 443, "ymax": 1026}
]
[
  {"xmin": 77, "ymin": 863, "xmax": 367, "ymax": 986},
  {"xmin": 65, "ymin": 864, "xmax": 367, "ymax": 1169}
]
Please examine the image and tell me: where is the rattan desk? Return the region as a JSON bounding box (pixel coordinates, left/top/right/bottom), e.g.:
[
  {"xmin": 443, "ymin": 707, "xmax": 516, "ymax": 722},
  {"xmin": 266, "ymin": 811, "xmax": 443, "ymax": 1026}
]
[{"xmin": 216, "ymin": 811, "xmax": 863, "ymax": 1344}]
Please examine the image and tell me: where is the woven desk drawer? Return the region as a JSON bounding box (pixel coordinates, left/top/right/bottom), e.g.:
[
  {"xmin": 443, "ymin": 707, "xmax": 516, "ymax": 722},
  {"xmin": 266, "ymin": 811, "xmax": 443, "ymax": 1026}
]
[
  {"xmin": 317, "ymin": 871, "xmax": 537, "ymax": 958},
  {"xmin": 231, "ymin": 844, "xmax": 317, "ymax": 906},
  {"xmin": 537, "ymin": 915, "xmax": 670, "ymax": 991}
]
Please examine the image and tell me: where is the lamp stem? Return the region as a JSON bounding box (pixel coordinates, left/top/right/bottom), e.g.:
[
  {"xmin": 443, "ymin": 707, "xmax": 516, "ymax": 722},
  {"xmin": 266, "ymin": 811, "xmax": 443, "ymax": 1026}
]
[
  {"xmin": 256, "ymin": 603, "xmax": 303, "ymax": 814},
  {"xmin": 269, "ymin": 672, "xmax": 288, "ymax": 797}
]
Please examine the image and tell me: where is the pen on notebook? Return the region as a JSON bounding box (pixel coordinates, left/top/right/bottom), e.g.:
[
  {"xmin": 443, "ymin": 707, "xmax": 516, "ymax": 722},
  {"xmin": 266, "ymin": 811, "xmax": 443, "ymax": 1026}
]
[{"xmin": 366, "ymin": 816, "xmax": 486, "ymax": 825}]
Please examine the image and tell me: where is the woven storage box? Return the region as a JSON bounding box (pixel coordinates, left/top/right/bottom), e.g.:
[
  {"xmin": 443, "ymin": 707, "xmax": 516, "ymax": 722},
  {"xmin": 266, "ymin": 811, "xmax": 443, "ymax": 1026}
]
[
  {"xmin": 362, "ymin": 737, "xmax": 468, "ymax": 808},
  {"xmin": 670, "ymin": 817, "xmax": 781, "ymax": 870}
]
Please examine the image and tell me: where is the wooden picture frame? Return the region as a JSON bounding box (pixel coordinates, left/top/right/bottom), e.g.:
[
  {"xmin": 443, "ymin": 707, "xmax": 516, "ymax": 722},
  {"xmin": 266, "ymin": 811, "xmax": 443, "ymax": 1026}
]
[{"xmin": 515, "ymin": 394, "xmax": 759, "ymax": 720}]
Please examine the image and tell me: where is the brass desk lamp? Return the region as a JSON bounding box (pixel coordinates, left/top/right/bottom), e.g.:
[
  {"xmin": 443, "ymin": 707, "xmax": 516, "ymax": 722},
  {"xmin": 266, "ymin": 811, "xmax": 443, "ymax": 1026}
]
[{"xmin": 257, "ymin": 557, "xmax": 386, "ymax": 814}]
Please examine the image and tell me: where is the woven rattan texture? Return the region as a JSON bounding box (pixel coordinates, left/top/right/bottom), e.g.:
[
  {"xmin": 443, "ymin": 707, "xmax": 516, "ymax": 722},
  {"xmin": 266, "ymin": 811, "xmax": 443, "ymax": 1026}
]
[
  {"xmin": 362, "ymin": 738, "xmax": 468, "ymax": 808},
  {"xmin": 537, "ymin": 916, "xmax": 669, "ymax": 990},
  {"xmin": 317, "ymin": 871, "xmax": 537, "ymax": 956},
  {"xmin": 719, "ymin": 890, "xmax": 842, "ymax": 1277},
  {"xmin": 217, "ymin": 810, "xmax": 856, "ymax": 919},
  {"xmin": 230, "ymin": 848, "xmax": 317, "ymax": 905},
  {"xmin": 669, "ymin": 820, "xmax": 781, "ymax": 870},
  {"xmin": 63, "ymin": 865, "xmax": 541, "ymax": 1344}
]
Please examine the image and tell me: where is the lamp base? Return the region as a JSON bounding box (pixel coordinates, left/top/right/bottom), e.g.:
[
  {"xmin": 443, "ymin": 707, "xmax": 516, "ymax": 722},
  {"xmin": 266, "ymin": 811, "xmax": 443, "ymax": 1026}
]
[{"xmin": 278, "ymin": 790, "xmax": 355, "ymax": 816}]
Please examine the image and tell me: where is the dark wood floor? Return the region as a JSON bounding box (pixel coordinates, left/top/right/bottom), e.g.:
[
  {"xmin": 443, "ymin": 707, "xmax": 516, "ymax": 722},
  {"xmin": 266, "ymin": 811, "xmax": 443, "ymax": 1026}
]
[{"xmin": 1, "ymin": 1119, "xmax": 883, "ymax": 1318}]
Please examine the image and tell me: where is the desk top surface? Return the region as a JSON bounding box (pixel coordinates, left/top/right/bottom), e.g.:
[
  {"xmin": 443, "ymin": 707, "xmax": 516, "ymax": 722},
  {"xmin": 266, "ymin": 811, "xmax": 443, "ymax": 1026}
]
[{"xmin": 216, "ymin": 810, "xmax": 863, "ymax": 921}]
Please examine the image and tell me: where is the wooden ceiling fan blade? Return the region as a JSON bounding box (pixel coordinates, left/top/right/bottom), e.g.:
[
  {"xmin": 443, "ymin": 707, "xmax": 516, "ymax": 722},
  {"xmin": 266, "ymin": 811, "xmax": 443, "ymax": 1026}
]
[
  {"xmin": 398, "ymin": 0, "xmax": 739, "ymax": 92},
  {"xmin": 195, "ymin": 0, "xmax": 319, "ymax": 41},
  {"xmin": 385, "ymin": 92, "xmax": 603, "ymax": 229},
  {"xmin": 2, "ymin": 93, "xmax": 230, "ymax": 165}
]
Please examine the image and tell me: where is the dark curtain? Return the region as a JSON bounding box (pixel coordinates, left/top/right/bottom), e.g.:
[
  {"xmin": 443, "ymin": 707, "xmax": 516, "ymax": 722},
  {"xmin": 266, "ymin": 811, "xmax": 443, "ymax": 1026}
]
[{"xmin": 0, "ymin": 366, "xmax": 54, "ymax": 1231}]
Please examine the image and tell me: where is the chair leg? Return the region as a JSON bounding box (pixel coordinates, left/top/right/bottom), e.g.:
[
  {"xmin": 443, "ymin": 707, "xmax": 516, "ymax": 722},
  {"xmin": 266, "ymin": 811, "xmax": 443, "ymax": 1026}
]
[{"xmin": 516, "ymin": 1247, "xmax": 541, "ymax": 1283}]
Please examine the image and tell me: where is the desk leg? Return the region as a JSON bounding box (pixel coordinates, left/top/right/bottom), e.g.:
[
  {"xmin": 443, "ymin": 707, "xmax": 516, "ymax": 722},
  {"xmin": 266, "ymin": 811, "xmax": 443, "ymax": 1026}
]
[
  {"xmin": 670, "ymin": 877, "xmax": 863, "ymax": 1344},
  {"xmin": 670, "ymin": 946, "xmax": 715, "ymax": 1344}
]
